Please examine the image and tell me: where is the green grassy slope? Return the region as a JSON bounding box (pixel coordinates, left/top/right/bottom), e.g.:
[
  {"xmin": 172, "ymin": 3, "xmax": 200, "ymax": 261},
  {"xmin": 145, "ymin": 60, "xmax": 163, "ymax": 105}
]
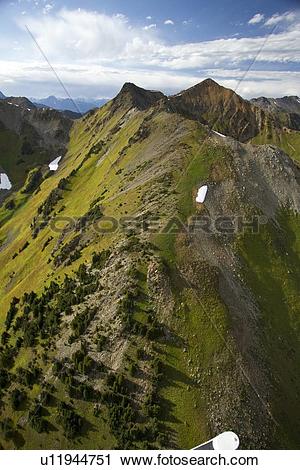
[
  {"xmin": 251, "ymin": 127, "xmax": 300, "ymax": 164},
  {"xmin": 237, "ymin": 211, "xmax": 300, "ymax": 448},
  {"xmin": 0, "ymin": 99, "xmax": 236, "ymax": 449},
  {"xmin": 0, "ymin": 128, "xmax": 49, "ymax": 189}
]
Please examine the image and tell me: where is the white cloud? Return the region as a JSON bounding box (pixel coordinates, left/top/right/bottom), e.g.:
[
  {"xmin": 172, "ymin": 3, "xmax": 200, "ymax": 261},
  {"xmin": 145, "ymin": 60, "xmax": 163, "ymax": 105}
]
[
  {"xmin": 2, "ymin": 7, "xmax": 298, "ymax": 98},
  {"xmin": 0, "ymin": 59, "xmax": 203, "ymax": 98},
  {"xmin": 17, "ymin": 7, "xmax": 300, "ymax": 68},
  {"xmin": 164, "ymin": 19, "xmax": 174, "ymax": 25},
  {"xmin": 248, "ymin": 13, "xmax": 264, "ymax": 25},
  {"xmin": 43, "ymin": 3, "xmax": 53, "ymax": 15},
  {"xmin": 202, "ymin": 68, "xmax": 300, "ymax": 98},
  {"xmin": 143, "ymin": 23, "xmax": 156, "ymax": 30},
  {"xmin": 1, "ymin": 59, "xmax": 299, "ymax": 100},
  {"xmin": 146, "ymin": 16, "xmax": 152, "ymax": 20},
  {"xmin": 19, "ymin": 9, "xmax": 154, "ymax": 61},
  {"xmin": 265, "ymin": 11, "xmax": 296, "ymax": 27}
]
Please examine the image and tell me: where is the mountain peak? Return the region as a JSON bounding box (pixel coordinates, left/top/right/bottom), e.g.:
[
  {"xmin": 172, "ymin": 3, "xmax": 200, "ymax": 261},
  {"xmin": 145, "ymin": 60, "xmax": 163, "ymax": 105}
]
[
  {"xmin": 120, "ymin": 82, "xmax": 140, "ymax": 92},
  {"xmin": 112, "ymin": 82, "xmax": 165, "ymax": 111},
  {"xmin": 177, "ymin": 78, "xmax": 229, "ymax": 98},
  {"xmin": 199, "ymin": 77, "xmax": 220, "ymax": 87},
  {"xmin": 169, "ymin": 78, "xmax": 261, "ymax": 141}
]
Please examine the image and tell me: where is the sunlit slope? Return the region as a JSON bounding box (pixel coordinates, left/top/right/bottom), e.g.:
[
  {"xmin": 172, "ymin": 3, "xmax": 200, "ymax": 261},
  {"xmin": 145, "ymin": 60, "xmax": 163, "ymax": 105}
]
[
  {"xmin": 0, "ymin": 98, "xmax": 232, "ymax": 449},
  {"xmin": 0, "ymin": 84, "xmax": 299, "ymax": 450}
]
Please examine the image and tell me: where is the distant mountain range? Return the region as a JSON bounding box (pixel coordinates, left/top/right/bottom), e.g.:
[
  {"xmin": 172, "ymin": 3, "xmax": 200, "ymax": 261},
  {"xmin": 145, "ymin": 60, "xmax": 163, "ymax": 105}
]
[
  {"xmin": 2, "ymin": 89, "xmax": 300, "ymax": 120},
  {"xmin": 250, "ymin": 95, "xmax": 300, "ymax": 115},
  {"xmin": 31, "ymin": 95, "xmax": 108, "ymax": 114},
  {"xmin": 0, "ymin": 91, "xmax": 107, "ymax": 113}
]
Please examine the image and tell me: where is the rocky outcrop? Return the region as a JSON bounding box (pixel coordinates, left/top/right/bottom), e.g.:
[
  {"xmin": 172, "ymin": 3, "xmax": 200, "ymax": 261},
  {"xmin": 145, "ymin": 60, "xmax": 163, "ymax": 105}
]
[{"xmin": 111, "ymin": 82, "xmax": 165, "ymax": 112}]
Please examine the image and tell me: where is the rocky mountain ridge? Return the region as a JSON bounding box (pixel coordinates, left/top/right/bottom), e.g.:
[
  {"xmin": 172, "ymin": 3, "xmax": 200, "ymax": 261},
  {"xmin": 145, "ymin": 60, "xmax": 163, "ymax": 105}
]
[{"xmin": 0, "ymin": 79, "xmax": 299, "ymax": 450}]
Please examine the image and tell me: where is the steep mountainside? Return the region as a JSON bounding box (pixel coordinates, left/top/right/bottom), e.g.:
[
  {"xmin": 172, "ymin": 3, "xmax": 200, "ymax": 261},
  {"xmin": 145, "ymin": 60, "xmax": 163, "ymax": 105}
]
[
  {"xmin": 251, "ymin": 95, "xmax": 300, "ymax": 115},
  {"xmin": 251, "ymin": 96, "xmax": 300, "ymax": 132},
  {"xmin": 168, "ymin": 79, "xmax": 272, "ymax": 142},
  {"xmin": 249, "ymin": 96, "xmax": 300, "ymax": 163},
  {"xmin": 0, "ymin": 97, "xmax": 73, "ymax": 198},
  {"xmin": 0, "ymin": 80, "xmax": 299, "ymax": 450}
]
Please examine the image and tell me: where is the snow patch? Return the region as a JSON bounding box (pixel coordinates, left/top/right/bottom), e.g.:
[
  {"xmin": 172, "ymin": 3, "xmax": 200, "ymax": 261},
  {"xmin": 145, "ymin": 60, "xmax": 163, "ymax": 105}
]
[
  {"xmin": 49, "ymin": 156, "xmax": 62, "ymax": 171},
  {"xmin": 213, "ymin": 130, "xmax": 226, "ymax": 138},
  {"xmin": 0, "ymin": 173, "xmax": 12, "ymax": 190},
  {"xmin": 196, "ymin": 185, "xmax": 208, "ymax": 203}
]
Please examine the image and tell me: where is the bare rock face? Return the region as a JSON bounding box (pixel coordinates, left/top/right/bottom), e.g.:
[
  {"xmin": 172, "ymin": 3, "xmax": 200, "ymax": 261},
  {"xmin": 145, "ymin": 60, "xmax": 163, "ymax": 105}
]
[
  {"xmin": 251, "ymin": 95, "xmax": 300, "ymax": 116},
  {"xmin": 169, "ymin": 78, "xmax": 273, "ymax": 142},
  {"xmin": 0, "ymin": 98, "xmax": 72, "ymax": 149},
  {"xmin": 251, "ymin": 96, "xmax": 300, "ymax": 131}
]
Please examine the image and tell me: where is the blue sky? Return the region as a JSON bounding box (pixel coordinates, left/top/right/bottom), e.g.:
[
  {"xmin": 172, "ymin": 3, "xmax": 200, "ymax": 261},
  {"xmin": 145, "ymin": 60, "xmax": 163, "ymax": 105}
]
[{"xmin": 0, "ymin": 0, "xmax": 299, "ymax": 99}]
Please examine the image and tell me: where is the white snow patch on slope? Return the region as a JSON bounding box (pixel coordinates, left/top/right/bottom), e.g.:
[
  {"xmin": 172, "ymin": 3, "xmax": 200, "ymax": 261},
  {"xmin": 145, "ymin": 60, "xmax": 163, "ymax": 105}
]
[
  {"xmin": 0, "ymin": 173, "xmax": 12, "ymax": 190},
  {"xmin": 196, "ymin": 185, "xmax": 208, "ymax": 203},
  {"xmin": 49, "ymin": 156, "xmax": 62, "ymax": 171},
  {"xmin": 213, "ymin": 130, "xmax": 226, "ymax": 138}
]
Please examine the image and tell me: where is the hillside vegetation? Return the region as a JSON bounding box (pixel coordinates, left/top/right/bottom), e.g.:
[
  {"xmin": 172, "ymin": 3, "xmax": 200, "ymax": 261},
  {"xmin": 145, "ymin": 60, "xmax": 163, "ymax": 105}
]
[{"xmin": 0, "ymin": 80, "xmax": 299, "ymax": 450}]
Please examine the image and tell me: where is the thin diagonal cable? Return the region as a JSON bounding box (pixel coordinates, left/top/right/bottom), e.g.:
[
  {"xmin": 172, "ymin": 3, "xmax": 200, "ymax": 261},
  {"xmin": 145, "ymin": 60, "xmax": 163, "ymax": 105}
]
[
  {"xmin": 224, "ymin": 23, "xmax": 279, "ymax": 106},
  {"xmin": 19, "ymin": 21, "xmax": 281, "ymax": 438},
  {"xmin": 170, "ymin": 28, "xmax": 284, "ymax": 421},
  {"xmin": 176, "ymin": 262, "xmax": 278, "ymax": 427},
  {"xmin": 172, "ymin": 26, "xmax": 281, "ymax": 427},
  {"xmin": 176, "ymin": 22, "xmax": 279, "ymax": 187},
  {"xmin": 25, "ymin": 24, "xmax": 123, "ymax": 183},
  {"xmin": 25, "ymin": 25, "xmax": 84, "ymax": 117}
]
